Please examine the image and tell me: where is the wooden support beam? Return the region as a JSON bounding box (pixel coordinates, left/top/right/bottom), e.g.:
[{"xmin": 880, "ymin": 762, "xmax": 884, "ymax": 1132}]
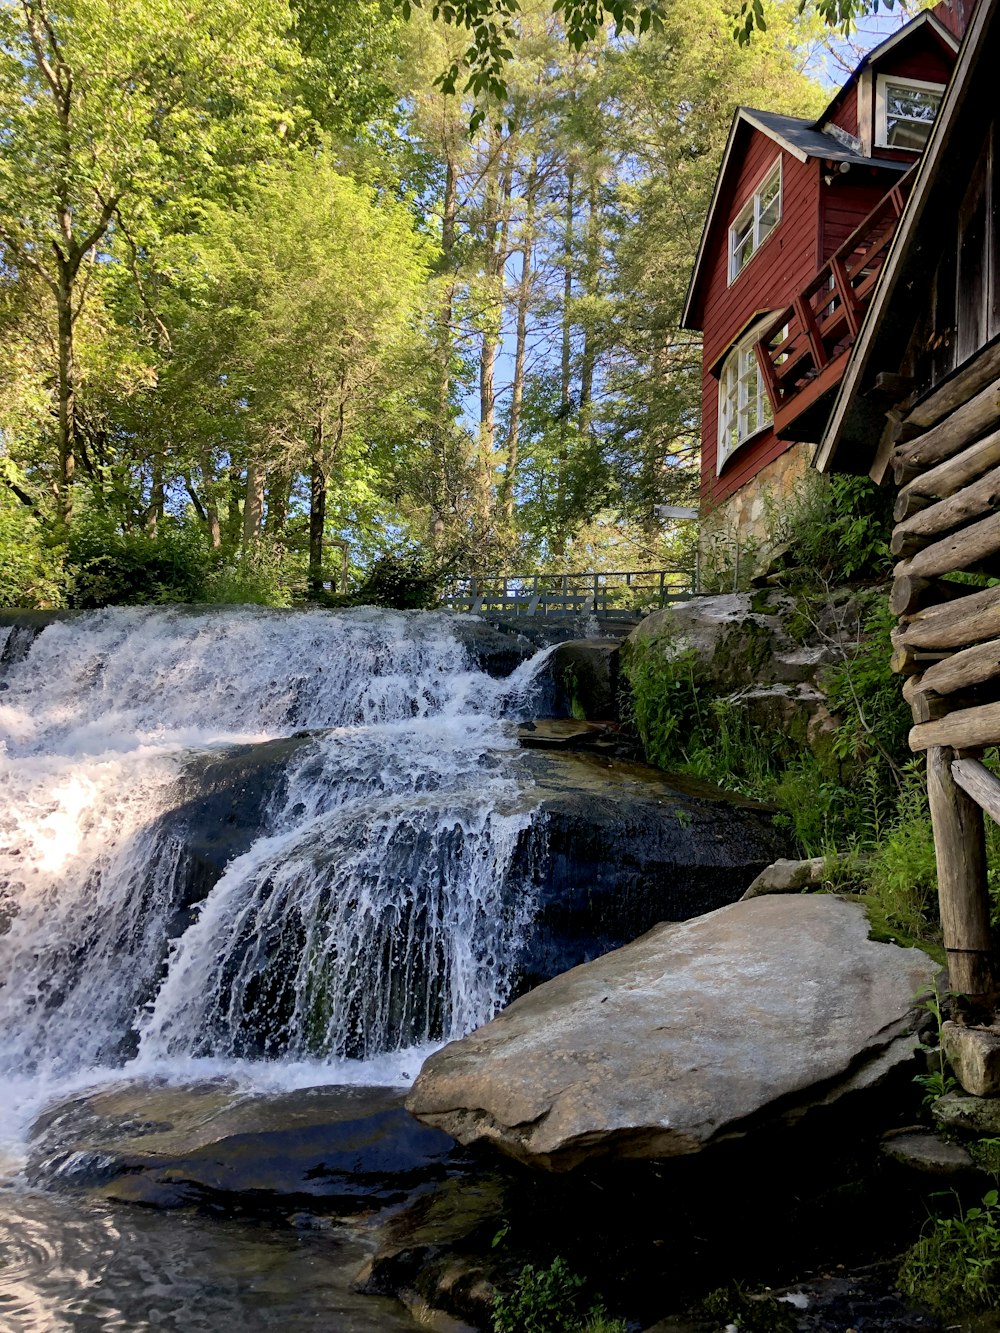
[
  {"xmin": 952, "ymin": 757, "xmax": 1000, "ymax": 827},
  {"xmin": 894, "ymin": 380, "xmax": 1000, "ymax": 476},
  {"xmin": 906, "ymin": 340, "xmax": 1000, "ymax": 432},
  {"xmin": 911, "ymin": 700, "xmax": 1000, "ymax": 751},
  {"xmin": 902, "ymin": 673, "xmax": 950, "ymax": 724},
  {"xmin": 920, "ymin": 636, "xmax": 1000, "ymax": 696},
  {"xmin": 893, "ymin": 512, "xmax": 1000, "ymax": 582},
  {"xmin": 891, "ymin": 642, "xmax": 949, "ymax": 676},
  {"xmin": 897, "ymin": 584, "xmax": 1000, "ymax": 653},
  {"xmin": 927, "ymin": 745, "xmax": 993, "ymax": 999},
  {"xmin": 895, "ymin": 425, "xmax": 1000, "ymax": 499},
  {"xmin": 891, "ymin": 466, "xmax": 1000, "ymax": 558},
  {"xmin": 890, "ymin": 575, "xmax": 971, "ymax": 618},
  {"xmin": 894, "ymin": 490, "xmax": 934, "ymax": 523}
]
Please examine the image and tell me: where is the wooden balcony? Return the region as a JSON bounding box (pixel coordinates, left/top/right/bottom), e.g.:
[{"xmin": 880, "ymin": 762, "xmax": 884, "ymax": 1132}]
[{"xmin": 755, "ymin": 176, "xmax": 914, "ymax": 442}]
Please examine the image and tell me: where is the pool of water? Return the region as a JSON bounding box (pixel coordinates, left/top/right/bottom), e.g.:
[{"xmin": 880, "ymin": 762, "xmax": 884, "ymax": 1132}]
[{"xmin": 0, "ymin": 1187, "xmax": 419, "ymax": 1332}]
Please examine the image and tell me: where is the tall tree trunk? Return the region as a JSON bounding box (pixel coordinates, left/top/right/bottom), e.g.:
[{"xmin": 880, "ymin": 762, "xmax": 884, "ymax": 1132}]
[
  {"xmin": 224, "ymin": 467, "xmax": 243, "ymax": 549},
  {"xmin": 309, "ymin": 419, "xmax": 327, "ymax": 595},
  {"xmin": 200, "ymin": 453, "xmax": 222, "ymax": 549},
  {"xmin": 55, "ymin": 268, "xmax": 75, "ymax": 526},
  {"xmin": 554, "ymin": 165, "xmax": 576, "ymax": 558},
  {"xmin": 146, "ymin": 455, "xmax": 164, "ymax": 534},
  {"xmin": 434, "ymin": 153, "xmax": 459, "ymax": 521},
  {"xmin": 579, "ymin": 176, "xmax": 600, "ymax": 437},
  {"xmin": 242, "ymin": 458, "xmax": 265, "ymax": 546},
  {"xmin": 503, "ymin": 158, "xmax": 539, "ymax": 525},
  {"xmin": 267, "ymin": 470, "xmax": 290, "ymax": 535},
  {"xmin": 475, "ymin": 132, "xmax": 513, "ymax": 553}
]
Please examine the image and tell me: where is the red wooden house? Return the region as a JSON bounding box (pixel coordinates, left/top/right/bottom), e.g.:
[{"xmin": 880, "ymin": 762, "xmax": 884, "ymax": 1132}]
[{"xmin": 680, "ymin": 1, "xmax": 971, "ymax": 560}]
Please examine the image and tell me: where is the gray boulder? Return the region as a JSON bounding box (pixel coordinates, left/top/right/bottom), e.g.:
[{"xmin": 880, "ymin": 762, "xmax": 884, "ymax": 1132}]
[{"xmin": 407, "ymin": 895, "xmax": 937, "ymax": 1171}]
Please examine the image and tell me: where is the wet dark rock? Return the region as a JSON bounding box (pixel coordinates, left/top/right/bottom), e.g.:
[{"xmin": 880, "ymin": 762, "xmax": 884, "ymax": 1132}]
[
  {"xmin": 31, "ymin": 1082, "xmax": 464, "ymax": 1215},
  {"xmin": 933, "ymin": 1090, "xmax": 1000, "ymax": 1137},
  {"xmin": 356, "ymin": 1173, "xmax": 506, "ymax": 1327},
  {"xmin": 512, "ymin": 751, "xmax": 792, "ymax": 991},
  {"xmin": 516, "ymin": 720, "xmax": 615, "ymax": 751},
  {"xmin": 446, "ymin": 619, "xmax": 535, "ymax": 678},
  {"xmin": 881, "ymin": 1127, "xmax": 977, "ymax": 1176},
  {"xmin": 143, "ymin": 738, "xmax": 791, "ymax": 1004},
  {"xmin": 544, "ymin": 639, "xmax": 621, "ymax": 720}
]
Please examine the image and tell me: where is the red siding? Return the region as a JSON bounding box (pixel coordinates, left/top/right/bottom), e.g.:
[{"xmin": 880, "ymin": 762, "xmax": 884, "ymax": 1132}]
[
  {"xmin": 823, "ymin": 87, "xmax": 860, "ymax": 140},
  {"xmin": 693, "ymin": 127, "xmax": 821, "ymax": 510},
  {"xmin": 820, "ymin": 173, "xmax": 894, "ymax": 260}
]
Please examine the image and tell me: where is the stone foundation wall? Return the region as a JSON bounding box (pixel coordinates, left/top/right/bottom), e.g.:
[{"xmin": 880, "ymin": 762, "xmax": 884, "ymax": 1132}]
[{"xmin": 699, "ymin": 442, "xmax": 816, "ymax": 586}]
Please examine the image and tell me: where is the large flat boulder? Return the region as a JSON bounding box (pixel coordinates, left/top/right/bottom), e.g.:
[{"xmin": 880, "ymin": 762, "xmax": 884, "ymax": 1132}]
[{"xmin": 407, "ymin": 896, "xmax": 938, "ymax": 1171}]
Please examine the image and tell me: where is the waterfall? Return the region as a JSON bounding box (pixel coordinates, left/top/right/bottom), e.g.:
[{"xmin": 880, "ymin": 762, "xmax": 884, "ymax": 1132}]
[{"xmin": 0, "ymin": 607, "xmax": 545, "ymax": 1105}]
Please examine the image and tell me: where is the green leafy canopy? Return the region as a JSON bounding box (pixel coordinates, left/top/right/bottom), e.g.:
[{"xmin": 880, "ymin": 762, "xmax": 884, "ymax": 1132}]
[{"xmin": 394, "ymin": 0, "xmax": 892, "ymax": 105}]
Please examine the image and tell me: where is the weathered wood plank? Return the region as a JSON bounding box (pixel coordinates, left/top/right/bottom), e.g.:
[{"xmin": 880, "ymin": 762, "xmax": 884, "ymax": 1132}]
[
  {"xmin": 902, "ymin": 673, "xmax": 950, "ymax": 724},
  {"xmin": 894, "ymin": 379, "xmax": 1000, "ymax": 475},
  {"xmin": 894, "ymin": 512, "xmax": 1000, "ymax": 582},
  {"xmin": 890, "ymin": 575, "xmax": 971, "ymax": 618},
  {"xmin": 895, "ymin": 425, "xmax": 1000, "ymax": 498},
  {"xmin": 927, "ymin": 745, "xmax": 993, "ymax": 998},
  {"xmin": 896, "ymin": 429, "xmax": 1000, "ymax": 493},
  {"xmin": 894, "ymin": 490, "xmax": 933, "ymax": 523},
  {"xmin": 891, "ymin": 642, "xmax": 948, "ymax": 676},
  {"xmin": 891, "ymin": 466, "xmax": 1000, "ymax": 557},
  {"xmin": 906, "ymin": 338, "xmax": 1000, "ymax": 432},
  {"xmin": 920, "ymin": 636, "xmax": 1000, "ymax": 696},
  {"xmin": 952, "ymin": 757, "xmax": 1000, "ymax": 827},
  {"xmin": 896, "ymin": 584, "xmax": 1000, "ymax": 652},
  {"xmin": 911, "ymin": 700, "xmax": 1000, "ymax": 751}
]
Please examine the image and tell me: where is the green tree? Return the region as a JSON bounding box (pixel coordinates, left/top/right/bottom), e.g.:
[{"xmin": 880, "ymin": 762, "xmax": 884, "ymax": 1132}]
[{"xmin": 0, "ymin": 0, "xmax": 301, "ymax": 523}]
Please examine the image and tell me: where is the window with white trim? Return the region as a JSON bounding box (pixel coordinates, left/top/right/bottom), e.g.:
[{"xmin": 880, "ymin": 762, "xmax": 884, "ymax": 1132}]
[
  {"xmin": 728, "ymin": 159, "xmax": 782, "ymax": 283},
  {"xmin": 875, "ymin": 75, "xmax": 944, "ymax": 151},
  {"xmin": 717, "ymin": 321, "xmax": 774, "ymax": 472}
]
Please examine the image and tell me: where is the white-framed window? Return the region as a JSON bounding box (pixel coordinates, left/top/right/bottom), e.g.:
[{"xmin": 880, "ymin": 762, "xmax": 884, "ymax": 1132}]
[
  {"xmin": 728, "ymin": 159, "xmax": 782, "ymax": 284},
  {"xmin": 875, "ymin": 74, "xmax": 945, "ymax": 151},
  {"xmin": 717, "ymin": 319, "xmax": 774, "ymax": 472}
]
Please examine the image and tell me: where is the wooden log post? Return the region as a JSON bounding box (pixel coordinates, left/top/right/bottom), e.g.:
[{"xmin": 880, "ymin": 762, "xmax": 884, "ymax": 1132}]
[{"xmin": 926, "ymin": 745, "xmax": 994, "ymax": 999}]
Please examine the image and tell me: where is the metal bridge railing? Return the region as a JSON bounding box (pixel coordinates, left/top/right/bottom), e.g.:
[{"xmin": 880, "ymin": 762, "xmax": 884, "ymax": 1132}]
[{"xmin": 439, "ymin": 569, "xmax": 695, "ymax": 618}]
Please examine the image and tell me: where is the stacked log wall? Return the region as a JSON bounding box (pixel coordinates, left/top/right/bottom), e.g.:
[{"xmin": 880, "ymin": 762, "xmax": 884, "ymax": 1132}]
[{"xmin": 887, "ymin": 339, "xmax": 1000, "ymax": 998}]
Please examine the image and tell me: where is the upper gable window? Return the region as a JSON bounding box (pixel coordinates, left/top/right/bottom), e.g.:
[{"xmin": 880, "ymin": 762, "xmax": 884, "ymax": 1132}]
[
  {"xmin": 728, "ymin": 159, "xmax": 782, "ymax": 284},
  {"xmin": 875, "ymin": 75, "xmax": 945, "ymax": 151}
]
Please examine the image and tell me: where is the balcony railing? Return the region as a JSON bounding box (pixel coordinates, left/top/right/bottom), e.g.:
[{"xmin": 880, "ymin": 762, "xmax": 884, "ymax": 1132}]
[{"xmin": 754, "ymin": 176, "xmax": 914, "ymax": 441}]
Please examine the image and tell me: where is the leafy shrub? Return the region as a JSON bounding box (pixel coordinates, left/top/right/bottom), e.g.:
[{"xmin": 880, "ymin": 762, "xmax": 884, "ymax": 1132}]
[
  {"xmin": 863, "ymin": 767, "xmax": 939, "ymax": 943},
  {"xmin": 201, "ymin": 540, "xmax": 294, "ymax": 607},
  {"xmin": 353, "ymin": 548, "xmax": 441, "ymax": 610},
  {"xmin": 774, "ymin": 473, "xmax": 893, "ymax": 587},
  {"xmin": 67, "ymin": 510, "xmax": 208, "ymax": 607},
  {"xmin": 898, "ymin": 1191, "xmax": 1000, "ymax": 1316},
  {"xmin": 492, "ymin": 1258, "xmax": 626, "ymax": 1333},
  {"xmin": 0, "ymin": 490, "xmax": 64, "ymax": 607}
]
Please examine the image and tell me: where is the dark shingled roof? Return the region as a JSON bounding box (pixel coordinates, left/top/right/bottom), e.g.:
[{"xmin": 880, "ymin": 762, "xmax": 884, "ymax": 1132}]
[{"xmin": 742, "ymin": 108, "xmax": 912, "ymax": 173}]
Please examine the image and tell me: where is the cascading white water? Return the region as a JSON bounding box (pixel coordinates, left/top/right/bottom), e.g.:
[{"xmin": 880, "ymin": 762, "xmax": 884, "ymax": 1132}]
[{"xmin": 0, "ymin": 607, "xmax": 547, "ymax": 1124}]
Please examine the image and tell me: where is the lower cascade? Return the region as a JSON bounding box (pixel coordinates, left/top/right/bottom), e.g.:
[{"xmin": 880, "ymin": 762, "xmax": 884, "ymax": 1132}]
[{"xmin": 0, "ymin": 606, "xmax": 546, "ymax": 1126}]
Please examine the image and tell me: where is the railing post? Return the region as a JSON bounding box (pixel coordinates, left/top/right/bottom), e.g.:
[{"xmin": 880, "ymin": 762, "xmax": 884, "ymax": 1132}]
[
  {"xmin": 793, "ymin": 294, "xmax": 828, "ymax": 372},
  {"xmin": 830, "ymin": 254, "xmax": 860, "ymax": 338}
]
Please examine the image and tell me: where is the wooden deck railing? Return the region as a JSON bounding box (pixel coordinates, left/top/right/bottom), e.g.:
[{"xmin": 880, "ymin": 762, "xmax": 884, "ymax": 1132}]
[
  {"xmin": 440, "ymin": 569, "xmax": 695, "ymax": 618},
  {"xmin": 755, "ymin": 175, "xmax": 914, "ymax": 440}
]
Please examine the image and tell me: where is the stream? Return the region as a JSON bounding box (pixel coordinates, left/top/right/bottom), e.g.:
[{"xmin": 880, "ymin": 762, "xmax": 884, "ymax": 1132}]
[{"xmin": 0, "ymin": 605, "xmax": 553, "ymax": 1329}]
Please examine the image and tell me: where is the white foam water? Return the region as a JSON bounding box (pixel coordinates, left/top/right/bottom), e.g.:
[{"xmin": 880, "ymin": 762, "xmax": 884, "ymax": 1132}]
[{"xmin": 0, "ymin": 606, "xmax": 548, "ymax": 1159}]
